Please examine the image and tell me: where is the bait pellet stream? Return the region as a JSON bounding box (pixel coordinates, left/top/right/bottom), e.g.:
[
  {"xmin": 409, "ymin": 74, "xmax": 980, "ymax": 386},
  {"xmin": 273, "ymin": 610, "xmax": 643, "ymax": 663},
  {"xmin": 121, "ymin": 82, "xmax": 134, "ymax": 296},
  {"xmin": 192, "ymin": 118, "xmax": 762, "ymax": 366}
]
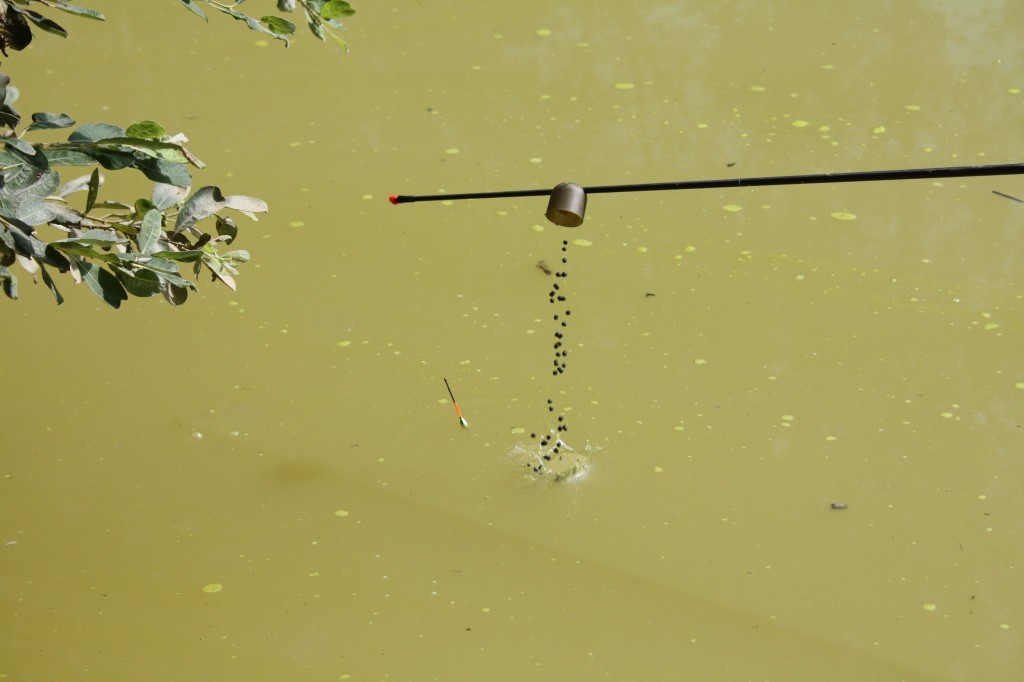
[{"xmin": 524, "ymin": 239, "xmax": 577, "ymax": 476}]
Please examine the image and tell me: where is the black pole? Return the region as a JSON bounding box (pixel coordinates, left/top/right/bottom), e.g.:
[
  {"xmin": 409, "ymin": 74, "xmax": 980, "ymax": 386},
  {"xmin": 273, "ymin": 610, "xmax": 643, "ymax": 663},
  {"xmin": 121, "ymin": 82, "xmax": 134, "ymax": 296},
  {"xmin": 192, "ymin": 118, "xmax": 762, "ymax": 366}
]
[{"xmin": 389, "ymin": 162, "xmax": 1024, "ymax": 205}]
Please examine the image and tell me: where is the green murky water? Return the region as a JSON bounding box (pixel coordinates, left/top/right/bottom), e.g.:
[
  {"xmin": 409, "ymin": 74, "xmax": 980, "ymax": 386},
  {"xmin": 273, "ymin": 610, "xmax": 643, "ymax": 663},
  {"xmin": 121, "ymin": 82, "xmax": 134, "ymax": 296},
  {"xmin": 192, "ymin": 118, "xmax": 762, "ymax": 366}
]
[{"xmin": 2, "ymin": 2, "xmax": 1022, "ymax": 680}]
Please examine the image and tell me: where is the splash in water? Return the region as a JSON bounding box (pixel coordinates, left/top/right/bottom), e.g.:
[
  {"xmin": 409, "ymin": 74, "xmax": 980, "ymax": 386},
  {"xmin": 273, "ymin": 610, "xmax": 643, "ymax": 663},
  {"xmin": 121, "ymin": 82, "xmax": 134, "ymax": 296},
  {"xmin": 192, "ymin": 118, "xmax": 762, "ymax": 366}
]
[{"xmin": 506, "ymin": 433, "xmax": 596, "ymax": 483}]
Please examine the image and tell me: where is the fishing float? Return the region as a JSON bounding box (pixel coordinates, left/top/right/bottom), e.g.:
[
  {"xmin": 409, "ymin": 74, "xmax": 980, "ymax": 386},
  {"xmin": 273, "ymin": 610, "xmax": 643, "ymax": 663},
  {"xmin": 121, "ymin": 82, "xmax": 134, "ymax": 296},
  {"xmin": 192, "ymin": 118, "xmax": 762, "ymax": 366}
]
[{"xmin": 444, "ymin": 377, "xmax": 469, "ymax": 429}]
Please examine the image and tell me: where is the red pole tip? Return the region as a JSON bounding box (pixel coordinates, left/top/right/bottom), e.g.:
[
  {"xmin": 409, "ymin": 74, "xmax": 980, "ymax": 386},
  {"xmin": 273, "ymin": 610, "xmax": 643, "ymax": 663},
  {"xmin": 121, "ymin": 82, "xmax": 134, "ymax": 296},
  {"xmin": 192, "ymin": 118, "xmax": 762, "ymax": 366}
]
[{"xmin": 388, "ymin": 195, "xmax": 399, "ymax": 205}]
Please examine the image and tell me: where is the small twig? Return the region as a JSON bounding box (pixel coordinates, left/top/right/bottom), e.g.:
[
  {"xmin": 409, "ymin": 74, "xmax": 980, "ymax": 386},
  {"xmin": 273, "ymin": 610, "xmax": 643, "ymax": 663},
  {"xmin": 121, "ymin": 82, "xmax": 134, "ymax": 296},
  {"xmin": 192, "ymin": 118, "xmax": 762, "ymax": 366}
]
[{"xmin": 992, "ymin": 190, "xmax": 1023, "ymax": 203}]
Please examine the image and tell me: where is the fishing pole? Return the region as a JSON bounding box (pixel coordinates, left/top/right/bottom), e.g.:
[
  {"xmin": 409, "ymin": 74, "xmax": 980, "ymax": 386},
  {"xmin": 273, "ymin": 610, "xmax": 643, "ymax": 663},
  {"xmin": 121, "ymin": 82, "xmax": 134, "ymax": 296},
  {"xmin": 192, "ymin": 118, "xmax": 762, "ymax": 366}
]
[{"xmin": 389, "ymin": 162, "xmax": 1024, "ymax": 227}]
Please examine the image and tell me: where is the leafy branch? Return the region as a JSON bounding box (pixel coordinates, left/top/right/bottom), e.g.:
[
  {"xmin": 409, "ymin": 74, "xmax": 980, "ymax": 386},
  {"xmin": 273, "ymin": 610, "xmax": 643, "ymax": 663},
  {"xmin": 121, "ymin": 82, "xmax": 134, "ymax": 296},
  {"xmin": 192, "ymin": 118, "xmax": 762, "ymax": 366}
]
[
  {"xmin": 0, "ymin": 0, "xmax": 357, "ymax": 55},
  {"xmin": 179, "ymin": 0, "xmax": 356, "ymax": 50},
  {"xmin": 0, "ymin": 1, "xmax": 356, "ymax": 306},
  {"xmin": 0, "ymin": 96, "xmax": 267, "ymax": 307}
]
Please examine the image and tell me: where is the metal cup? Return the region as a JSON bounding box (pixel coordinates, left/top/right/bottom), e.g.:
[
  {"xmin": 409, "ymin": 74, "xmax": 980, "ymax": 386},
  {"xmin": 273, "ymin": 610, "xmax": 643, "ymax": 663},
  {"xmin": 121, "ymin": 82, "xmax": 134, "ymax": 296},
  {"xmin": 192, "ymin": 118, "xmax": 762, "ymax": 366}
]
[{"xmin": 545, "ymin": 182, "xmax": 587, "ymax": 227}]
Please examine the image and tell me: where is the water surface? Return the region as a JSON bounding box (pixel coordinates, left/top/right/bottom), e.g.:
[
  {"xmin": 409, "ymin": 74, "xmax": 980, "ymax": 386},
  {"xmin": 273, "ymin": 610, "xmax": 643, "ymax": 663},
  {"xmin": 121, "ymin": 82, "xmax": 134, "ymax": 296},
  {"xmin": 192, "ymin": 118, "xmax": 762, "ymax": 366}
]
[{"xmin": 2, "ymin": 1, "xmax": 1022, "ymax": 680}]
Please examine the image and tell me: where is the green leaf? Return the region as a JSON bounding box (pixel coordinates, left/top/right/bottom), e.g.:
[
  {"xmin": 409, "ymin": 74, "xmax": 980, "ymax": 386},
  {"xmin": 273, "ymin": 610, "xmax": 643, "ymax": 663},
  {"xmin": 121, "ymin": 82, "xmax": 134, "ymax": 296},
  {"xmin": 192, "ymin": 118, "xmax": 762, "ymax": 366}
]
[
  {"xmin": 69, "ymin": 122, "xmax": 125, "ymax": 143},
  {"xmin": 161, "ymin": 269, "xmax": 196, "ymax": 289},
  {"xmin": 124, "ymin": 120, "xmax": 167, "ymax": 141},
  {"xmin": 47, "ymin": 3, "xmax": 105, "ymax": 21},
  {"xmin": 246, "ymin": 16, "xmax": 290, "ymax": 45},
  {"xmin": 56, "ymin": 172, "xmax": 93, "ymax": 198},
  {"xmin": 150, "ymin": 249, "xmax": 204, "ymax": 263},
  {"xmin": 223, "ymin": 194, "xmax": 269, "ymax": 214},
  {"xmin": 50, "ymin": 230, "xmax": 127, "ymax": 263},
  {"xmin": 38, "ymin": 261, "xmax": 64, "ymax": 304},
  {"xmin": 85, "ymin": 168, "xmax": 100, "ymax": 213},
  {"xmin": 212, "ymin": 5, "xmax": 294, "ymax": 45},
  {"xmin": 321, "ymin": 0, "xmax": 355, "ymax": 19},
  {"xmin": 137, "ymin": 256, "xmax": 180, "ymax": 274},
  {"xmin": 97, "ymin": 137, "xmax": 189, "ymax": 164},
  {"xmin": 5, "ymin": 223, "xmax": 70, "ymax": 269},
  {"xmin": 2, "ymin": 167, "xmax": 61, "ymax": 200},
  {"xmin": 145, "ymin": 266, "xmax": 195, "ymax": 290},
  {"xmin": 0, "ymin": 232, "xmax": 13, "ymax": 266},
  {"xmin": 72, "ymin": 229, "xmax": 128, "ymax": 245},
  {"xmin": 202, "ymin": 254, "xmax": 237, "ymax": 291},
  {"xmin": 25, "ymin": 112, "xmax": 75, "ymax": 132},
  {"xmin": 109, "ymin": 251, "xmax": 141, "ymax": 263},
  {"xmin": 134, "ymin": 198, "xmax": 157, "ymax": 216},
  {"xmin": 303, "ymin": 6, "xmax": 326, "ymax": 40},
  {"xmin": 224, "ymin": 249, "xmax": 250, "ymax": 265},
  {"xmin": 261, "ymin": 15, "xmax": 296, "ymax": 35},
  {"xmin": 46, "ymin": 203, "xmax": 84, "ymax": 227},
  {"xmin": 138, "ymin": 209, "xmax": 162, "ymax": 255},
  {"xmin": 0, "ymin": 103, "xmax": 21, "ymax": 130},
  {"xmin": 134, "ymin": 157, "xmax": 192, "ymax": 188},
  {"xmin": 327, "ymin": 31, "xmax": 349, "ymax": 51},
  {"xmin": 0, "ymin": 146, "xmax": 48, "ymax": 189},
  {"xmin": 78, "ymin": 260, "xmax": 127, "ymax": 308},
  {"xmin": 174, "ymin": 185, "xmax": 226, "ymax": 233},
  {"xmin": 114, "ymin": 265, "xmax": 161, "ymax": 297},
  {"xmin": 88, "ymin": 149, "xmax": 136, "ymax": 171},
  {"xmin": 40, "ymin": 148, "xmax": 95, "ymax": 166},
  {"xmin": 0, "ymin": 11, "xmax": 33, "ymax": 53},
  {"xmin": 6, "ymin": 168, "xmax": 61, "ymax": 199},
  {"xmin": 51, "ymin": 241, "xmax": 119, "ymax": 263},
  {"xmin": 0, "ymin": 137, "xmax": 36, "ymax": 156},
  {"xmin": 14, "ymin": 196, "xmax": 57, "ymax": 226},
  {"xmin": 0, "ymin": 264, "xmax": 17, "ymax": 300},
  {"xmin": 40, "ymin": 142, "xmax": 132, "ymax": 170},
  {"xmin": 178, "ymin": 0, "xmax": 208, "ymax": 21},
  {"xmin": 215, "ymin": 215, "xmax": 237, "ymax": 244},
  {"xmin": 152, "ymin": 183, "xmax": 189, "ymax": 211},
  {"xmin": 17, "ymin": 8, "xmax": 68, "ymax": 38},
  {"xmin": 160, "ymin": 281, "xmax": 189, "ymax": 306}
]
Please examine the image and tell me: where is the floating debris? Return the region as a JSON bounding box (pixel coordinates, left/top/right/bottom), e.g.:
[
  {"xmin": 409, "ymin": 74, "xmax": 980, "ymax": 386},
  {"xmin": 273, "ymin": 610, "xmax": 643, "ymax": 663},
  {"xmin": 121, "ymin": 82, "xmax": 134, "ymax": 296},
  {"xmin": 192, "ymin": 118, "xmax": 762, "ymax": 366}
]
[{"xmin": 992, "ymin": 190, "xmax": 1023, "ymax": 203}]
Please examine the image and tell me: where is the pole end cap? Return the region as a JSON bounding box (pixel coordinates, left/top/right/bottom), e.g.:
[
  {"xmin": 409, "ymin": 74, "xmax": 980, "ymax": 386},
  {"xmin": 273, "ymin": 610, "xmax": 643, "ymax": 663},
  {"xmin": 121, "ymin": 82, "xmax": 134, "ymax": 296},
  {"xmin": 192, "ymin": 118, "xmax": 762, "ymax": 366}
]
[{"xmin": 545, "ymin": 183, "xmax": 587, "ymax": 227}]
